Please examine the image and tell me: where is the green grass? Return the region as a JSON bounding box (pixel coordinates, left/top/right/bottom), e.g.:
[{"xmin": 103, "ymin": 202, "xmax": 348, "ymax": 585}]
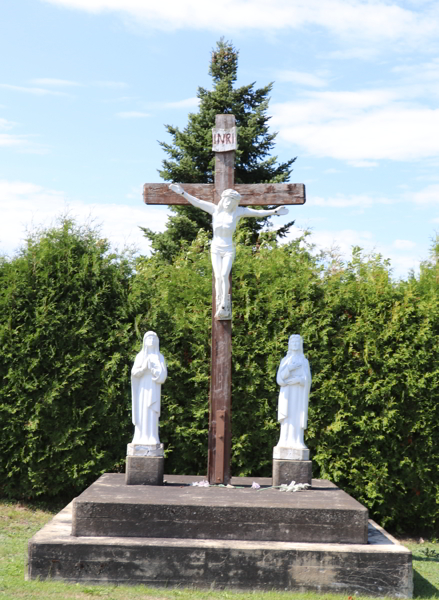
[
  {"xmin": 1, "ymin": 500, "xmax": 438, "ymax": 600},
  {"xmin": 404, "ymin": 541, "xmax": 439, "ymax": 599}
]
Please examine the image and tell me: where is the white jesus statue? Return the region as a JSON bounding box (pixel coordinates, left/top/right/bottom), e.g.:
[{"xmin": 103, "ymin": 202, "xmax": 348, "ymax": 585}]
[{"xmin": 168, "ymin": 183, "xmax": 288, "ymax": 320}]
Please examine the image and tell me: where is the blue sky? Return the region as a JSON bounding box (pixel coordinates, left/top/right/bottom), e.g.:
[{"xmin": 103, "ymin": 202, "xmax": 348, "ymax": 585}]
[{"xmin": 1, "ymin": 0, "xmax": 439, "ymax": 277}]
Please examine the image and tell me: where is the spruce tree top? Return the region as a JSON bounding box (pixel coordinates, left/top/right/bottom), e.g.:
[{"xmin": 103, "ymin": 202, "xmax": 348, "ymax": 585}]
[
  {"xmin": 209, "ymin": 39, "xmax": 238, "ymax": 84},
  {"xmin": 142, "ymin": 39, "xmax": 296, "ymax": 261}
]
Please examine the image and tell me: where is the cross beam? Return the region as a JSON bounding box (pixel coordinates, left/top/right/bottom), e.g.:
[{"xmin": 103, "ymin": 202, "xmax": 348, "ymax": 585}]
[
  {"xmin": 143, "ymin": 183, "xmax": 306, "ymax": 206},
  {"xmin": 143, "ymin": 114, "xmax": 306, "ymax": 484}
]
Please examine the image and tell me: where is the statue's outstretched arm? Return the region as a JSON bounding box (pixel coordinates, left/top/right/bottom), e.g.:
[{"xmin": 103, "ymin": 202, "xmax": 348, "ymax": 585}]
[
  {"xmin": 240, "ymin": 206, "xmax": 289, "ymax": 218},
  {"xmin": 169, "ymin": 184, "xmax": 215, "ymax": 215}
]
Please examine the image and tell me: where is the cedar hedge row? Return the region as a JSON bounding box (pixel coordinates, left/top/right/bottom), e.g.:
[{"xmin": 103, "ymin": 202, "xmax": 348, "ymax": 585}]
[{"xmin": 0, "ymin": 220, "xmax": 438, "ymax": 534}]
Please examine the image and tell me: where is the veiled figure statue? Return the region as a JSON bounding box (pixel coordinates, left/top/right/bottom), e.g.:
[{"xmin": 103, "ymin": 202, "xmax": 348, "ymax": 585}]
[
  {"xmin": 276, "ymin": 334, "xmax": 311, "ymax": 450},
  {"xmin": 168, "ymin": 183, "xmax": 288, "ymax": 320},
  {"xmin": 131, "ymin": 331, "xmax": 167, "ymax": 445}
]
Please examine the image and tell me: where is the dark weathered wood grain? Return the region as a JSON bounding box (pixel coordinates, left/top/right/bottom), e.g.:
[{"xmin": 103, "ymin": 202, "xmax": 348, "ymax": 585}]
[
  {"xmin": 143, "ymin": 183, "xmax": 214, "ymax": 205},
  {"xmin": 234, "ymin": 183, "xmax": 305, "ymax": 205},
  {"xmin": 143, "ymin": 183, "xmax": 306, "ymax": 205},
  {"xmin": 214, "ymin": 410, "xmax": 226, "ymax": 484},
  {"xmin": 208, "ymin": 114, "xmax": 234, "ymax": 486}
]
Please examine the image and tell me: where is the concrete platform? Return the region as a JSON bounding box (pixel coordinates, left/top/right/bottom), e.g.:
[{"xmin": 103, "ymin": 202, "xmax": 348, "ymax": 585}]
[
  {"xmin": 28, "ymin": 500, "xmax": 413, "ymax": 597},
  {"xmin": 71, "ymin": 474, "xmax": 368, "ymax": 544}
]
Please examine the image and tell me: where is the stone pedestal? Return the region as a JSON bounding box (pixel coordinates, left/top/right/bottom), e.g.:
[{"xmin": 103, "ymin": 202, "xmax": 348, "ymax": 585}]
[
  {"xmin": 125, "ymin": 443, "xmax": 164, "ymax": 486},
  {"xmin": 272, "ymin": 446, "xmax": 312, "ymax": 486},
  {"xmin": 273, "ymin": 459, "xmax": 312, "ymax": 486}
]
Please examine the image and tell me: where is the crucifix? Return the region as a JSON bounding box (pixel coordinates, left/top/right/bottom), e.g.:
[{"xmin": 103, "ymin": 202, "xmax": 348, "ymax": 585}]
[{"xmin": 143, "ymin": 114, "xmax": 306, "ymax": 484}]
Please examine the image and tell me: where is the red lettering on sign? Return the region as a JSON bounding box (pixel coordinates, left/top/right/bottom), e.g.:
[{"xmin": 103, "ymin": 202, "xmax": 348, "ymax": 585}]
[{"xmin": 213, "ymin": 130, "xmax": 236, "ymax": 147}]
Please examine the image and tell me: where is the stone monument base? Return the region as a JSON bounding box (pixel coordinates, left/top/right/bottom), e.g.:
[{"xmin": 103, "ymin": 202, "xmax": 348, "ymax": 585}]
[
  {"xmin": 28, "ymin": 475, "xmax": 413, "ymax": 597},
  {"xmin": 125, "ymin": 456, "xmax": 164, "ymax": 486},
  {"xmin": 125, "ymin": 443, "xmax": 164, "ymax": 486},
  {"xmin": 71, "ymin": 474, "xmax": 367, "ymax": 543},
  {"xmin": 273, "ymin": 458, "xmax": 312, "ymax": 486}
]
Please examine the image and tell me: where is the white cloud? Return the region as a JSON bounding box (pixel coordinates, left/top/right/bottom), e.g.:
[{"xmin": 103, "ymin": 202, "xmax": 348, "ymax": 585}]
[
  {"xmin": 277, "ymin": 70, "xmax": 328, "ymax": 88},
  {"xmin": 0, "ymin": 83, "xmax": 69, "ymax": 96},
  {"xmin": 272, "ymin": 89, "xmax": 439, "ymax": 163},
  {"xmin": 0, "ymin": 118, "xmax": 16, "ymax": 131},
  {"xmin": 0, "ymin": 134, "xmax": 27, "ymax": 148},
  {"xmin": 348, "ymin": 160, "xmax": 378, "ymax": 168},
  {"xmin": 393, "ymin": 239, "xmax": 416, "ymax": 250},
  {"xmin": 285, "ymin": 225, "xmax": 422, "ymax": 277},
  {"xmin": 412, "ymin": 184, "xmax": 439, "ymax": 204},
  {"xmin": 41, "ymin": 0, "xmax": 439, "ymax": 48},
  {"xmin": 325, "ymin": 47, "xmax": 380, "ymax": 60},
  {"xmin": 385, "ymin": 252, "xmax": 422, "ymax": 277},
  {"xmin": 0, "ymin": 134, "xmax": 46, "ymax": 153},
  {"xmin": 310, "ymin": 228, "xmax": 375, "ymax": 251},
  {"xmin": 163, "ymin": 97, "xmax": 200, "ymax": 109},
  {"xmin": 0, "ymin": 119, "xmax": 46, "ymax": 153},
  {"xmin": 393, "ymin": 58, "xmax": 439, "ymax": 83},
  {"xmin": 116, "ymin": 111, "xmax": 151, "ymax": 118},
  {"xmin": 0, "ymin": 179, "xmax": 168, "ymax": 256},
  {"xmin": 142, "ymin": 97, "xmax": 200, "ymax": 111},
  {"xmin": 312, "ymin": 193, "xmax": 393, "ymax": 208},
  {"xmin": 31, "ymin": 78, "xmax": 81, "ymax": 86},
  {"xmin": 94, "ymin": 81, "xmax": 128, "ymax": 88}
]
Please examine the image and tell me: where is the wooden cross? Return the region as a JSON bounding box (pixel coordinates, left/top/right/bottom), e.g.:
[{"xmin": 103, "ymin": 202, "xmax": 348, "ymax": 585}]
[{"xmin": 143, "ymin": 114, "xmax": 306, "ymax": 484}]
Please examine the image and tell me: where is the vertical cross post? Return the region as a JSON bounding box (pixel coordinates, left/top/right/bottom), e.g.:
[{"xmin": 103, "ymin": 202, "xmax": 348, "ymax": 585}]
[{"xmin": 207, "ymin": 114, "xmax": 235, "ymax": 484}]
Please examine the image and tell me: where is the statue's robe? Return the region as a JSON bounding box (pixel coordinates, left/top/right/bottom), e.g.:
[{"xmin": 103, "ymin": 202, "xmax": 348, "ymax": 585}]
[
  {"xmin": 277, "ymin": 353, "xmax": 311, "ymax": 434},
  {"xmin": 131, "ymin": 350, "xmax": 167, "ymax": 445}
]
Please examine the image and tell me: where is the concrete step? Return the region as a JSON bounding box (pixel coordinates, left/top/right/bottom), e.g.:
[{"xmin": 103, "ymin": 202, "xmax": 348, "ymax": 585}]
[
  {"xmin": 71, "ymin": 474, "xmax": 368, "ymax": 544},
  {"xmin": 28, "ymin": 500, "xmax": 412, "ymax": 597}
]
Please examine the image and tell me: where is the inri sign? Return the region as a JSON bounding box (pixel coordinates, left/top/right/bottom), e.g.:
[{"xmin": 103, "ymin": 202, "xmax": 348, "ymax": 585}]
[{"xmin": 212, "ymin": 127, "xmax": 237, "ymax": 152}]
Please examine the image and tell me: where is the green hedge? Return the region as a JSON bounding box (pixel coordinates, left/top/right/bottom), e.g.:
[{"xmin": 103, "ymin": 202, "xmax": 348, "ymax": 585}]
[
  {"xmin": 1, "ymin": 222, "xmax": 438, "ymax": 534},
  {"xmin": 133, "ymin": 233, "xmax": 439, "ymax": 534},
  {"xmin": 0, "ymin": 220, "xmax": 136, "ymax": 499}
]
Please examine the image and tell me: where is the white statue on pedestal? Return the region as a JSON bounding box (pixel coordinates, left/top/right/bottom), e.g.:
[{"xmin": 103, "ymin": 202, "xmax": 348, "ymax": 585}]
[
  {"xmin": 274, "ymin": 334, "xmax": 312, "ymax": 460},
  {"xmin": 131, "ymin": 331, "xmax": 167, "ymax": 446},
  {"xmin": 168, "ymin": 183, "xmax": 288, "ymax": 320}
]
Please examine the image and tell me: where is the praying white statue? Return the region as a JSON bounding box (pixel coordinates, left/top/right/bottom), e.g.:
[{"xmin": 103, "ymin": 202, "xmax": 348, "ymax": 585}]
[
  {"xmin": 131, "ymin": 331, "xmax": 167, "ymax": 446},
  {"xmin": 274, "ymin": 334, "xmax": 312, "ymax": 459},
  {"xmin": 169, "ymin": 183, "xmax": 288, "ymax": 320}
]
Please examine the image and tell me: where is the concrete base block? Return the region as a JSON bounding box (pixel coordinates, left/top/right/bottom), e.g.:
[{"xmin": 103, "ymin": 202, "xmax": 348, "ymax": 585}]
[
  {"xmin": 28, "ymin": 502, "xmax": 413, "ymax": 597},
  {"xmin": 125, "ymin": 456, "xmax": 164, "ymax": 486},
  {"xmin": 71, "ymin": 474, "xmax": 367, "ymax": 543},
  {"xmin": 273, "ymin": 459, "xmax": 312, "ymax": 486}
]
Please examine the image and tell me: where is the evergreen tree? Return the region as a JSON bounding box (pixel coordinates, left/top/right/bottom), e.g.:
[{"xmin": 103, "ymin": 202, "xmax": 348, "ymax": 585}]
[{"xmin": 143, "ymin": 39, "xmax": 297, "ymax": 261}]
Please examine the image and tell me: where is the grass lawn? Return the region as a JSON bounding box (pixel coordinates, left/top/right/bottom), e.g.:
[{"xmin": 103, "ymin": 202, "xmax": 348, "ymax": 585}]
[{"xmin": 1, "ymin": 500, "xmax": 438, "ymax": 600}]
